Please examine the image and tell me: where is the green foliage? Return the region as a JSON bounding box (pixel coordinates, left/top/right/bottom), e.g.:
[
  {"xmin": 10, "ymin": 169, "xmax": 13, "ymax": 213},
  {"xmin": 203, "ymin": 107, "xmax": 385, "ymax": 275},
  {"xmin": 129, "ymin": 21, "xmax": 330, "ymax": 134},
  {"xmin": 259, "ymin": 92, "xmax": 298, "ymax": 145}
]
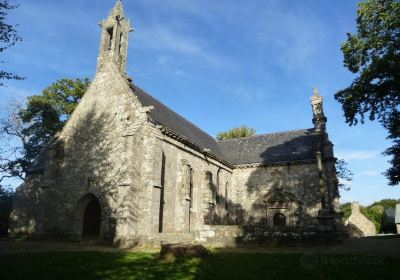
[
  {"xmin": 335, "ymin": 0, "xmax": 400, "ymax": 185},
  {"xmin": 369, "ymin": 198, "xmax": 400, "ymax": 209},
  {"xmin": 0, "ymin": 0, "xmax": 23, "ymax": 86},
  {"xmin": 0, "ymin": 185, "xmax": 14, "ymax": 236},
  {"xmin": 341, "ymin": 198, "xmax": 400, "ymax": 233},
  {"xmin": 19, "ymin": 78, "xmax": 90, "ymax": 160},
  {"xmin": 0, "ymin": 78, "xmax": 90, "ymax": 181},
  {"xmin": 335, "ymin": 159, "xmax": 353, "ymax": 190},
  {"xmin": 340, "ymin": 202, "xmax": 352, "ymax": 220},
  {"xmin": 361, "ymin": 205, "xmax": 384, "ymax": 233},
  {"xmin": 216, "ymin": 126, "xmax": 256, "ymax": 140}
]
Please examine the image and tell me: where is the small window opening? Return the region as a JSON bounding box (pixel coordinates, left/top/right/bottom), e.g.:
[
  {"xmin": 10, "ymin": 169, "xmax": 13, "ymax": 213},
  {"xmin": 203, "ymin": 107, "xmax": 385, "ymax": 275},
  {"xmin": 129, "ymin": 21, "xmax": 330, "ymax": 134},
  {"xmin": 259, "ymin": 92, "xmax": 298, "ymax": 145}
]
[
  {"xmin": 119, "ymin": 32, "xmax": 124, "ymax": 54},
  {"xmin": 107, "ymin": 27, "xmax": 114, "ymax": 50},
  {"xmin": 225, "ymin": 182, "xmax": 229, "ymax": 210}
]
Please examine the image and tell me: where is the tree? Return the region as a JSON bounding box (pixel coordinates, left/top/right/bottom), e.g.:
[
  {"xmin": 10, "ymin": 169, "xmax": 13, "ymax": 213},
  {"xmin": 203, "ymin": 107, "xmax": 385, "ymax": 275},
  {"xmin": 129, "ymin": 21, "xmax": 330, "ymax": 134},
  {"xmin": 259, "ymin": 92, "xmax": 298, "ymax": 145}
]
[
  {"xmin": 0, "ymin": 0, "xmax": 23, "ymax": 86},
  {"xmin": 0, "ymin": 78, "xmax": 90, "ymax": 181},
  {"xmin": 341, "ymin": 198, "xmax": 400, "ymax": 233},
  {"xmin": 0, "ymin": 184, "xmax": 13, "ymax": 236},
  {"xmin": 336, "ymin": 159, "xmax": 353, "ymax": 190},
  {"xmin": 335, "ymin": 0, "xmax": 400, "ymax": 185},
  {"xmin": 340, "ymin": 202, "xmax": 352, "ymax": 220},
  {"xmin": 216, "ymin": 126, "xmax": 256, "ymax": 140}
]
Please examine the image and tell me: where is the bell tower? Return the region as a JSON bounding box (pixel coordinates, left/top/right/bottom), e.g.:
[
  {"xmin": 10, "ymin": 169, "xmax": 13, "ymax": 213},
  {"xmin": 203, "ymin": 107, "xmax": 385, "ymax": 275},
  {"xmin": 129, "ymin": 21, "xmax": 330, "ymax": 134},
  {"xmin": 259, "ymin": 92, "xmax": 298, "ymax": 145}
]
[
  {"xmin": 310, "ymin": 87, "xmax": 327, "ymax": 133},
  {"xmin": 97, "ymin": 0, "xmax": 133, "ymax": 74}
]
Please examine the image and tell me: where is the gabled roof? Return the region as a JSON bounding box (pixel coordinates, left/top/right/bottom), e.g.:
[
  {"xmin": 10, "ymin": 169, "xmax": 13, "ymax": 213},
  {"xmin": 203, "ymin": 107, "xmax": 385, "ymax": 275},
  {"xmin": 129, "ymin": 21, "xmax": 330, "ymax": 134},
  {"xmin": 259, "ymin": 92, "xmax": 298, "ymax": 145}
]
[
  {"xmin": 217, "ymin": 129, "xmax": 317, "ymax": 165},
  {"xmin": 28, "ymin": 83, "xmax": 320, "ymax": 174},
  {"xmin": 130, "ymin": 84, "xmax": 224, "ymax": 158}
]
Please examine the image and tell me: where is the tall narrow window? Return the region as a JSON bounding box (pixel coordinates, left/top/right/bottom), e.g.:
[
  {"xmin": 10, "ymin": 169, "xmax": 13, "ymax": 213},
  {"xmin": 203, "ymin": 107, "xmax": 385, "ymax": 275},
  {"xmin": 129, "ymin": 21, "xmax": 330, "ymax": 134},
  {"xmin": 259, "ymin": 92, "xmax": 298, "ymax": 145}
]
[
  {"xmin": 107, "ymin": 27, "xmax": 114, "ymax": 50},
  {"xmin": 225, "ymin": 182, "xmax": 229, "ymax": 210},
  {"xmin": 189, "ymin": 168, "xmax": 193, "ymax": 206},
  {"xmin": 118, "ymin": 32, "xmax": 124, "ymax": 54},
  {"xmin": 216, "ymin": 170, "xmax": 220, "ymax": 204},
  {"xmin": 159, "ymin": 152, "xmax": 166, "ymax": 233},
  {"xmin": 206, "ymin": 172, "xmax": 215, "ymax": 202},
  {"xmin": 185, "ymin": 167, "xmax": 193, "ymax": 233}
]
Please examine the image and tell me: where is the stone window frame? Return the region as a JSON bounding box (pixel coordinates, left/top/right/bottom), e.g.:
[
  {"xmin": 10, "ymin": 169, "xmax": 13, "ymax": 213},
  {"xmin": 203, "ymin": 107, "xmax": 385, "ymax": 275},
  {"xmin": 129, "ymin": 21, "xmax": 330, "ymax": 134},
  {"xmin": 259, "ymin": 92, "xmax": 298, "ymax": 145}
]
[
  {"xmin": 205, "ymin": 171, "xmax": 216, "ymax": 204},
  {"xmin": 185, "ymin": 165, "xmax": 194, "ymax": 208},
  {"xmin": 265, "ymin": 201, "xmax": 299, "ymax": 228},
  {"xmin": 224, "ymin": 181, "xmax": 229, "ymax": 211}
]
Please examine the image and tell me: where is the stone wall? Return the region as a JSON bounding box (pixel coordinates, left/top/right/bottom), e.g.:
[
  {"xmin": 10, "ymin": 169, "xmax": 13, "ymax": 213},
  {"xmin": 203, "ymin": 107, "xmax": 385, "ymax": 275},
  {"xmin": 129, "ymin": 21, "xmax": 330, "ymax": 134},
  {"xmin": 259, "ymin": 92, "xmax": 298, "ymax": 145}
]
[
  {"xmin": 231, "ymin": 163, "xmax": 322, "ymax": 228},
  {"xmin": 9, "ymin": 62, "xmax": 340, "ymax": 246},
  {"xmin": 138, "ymin": 130, "xmax": 233, "ymax": 243},
  {"xmin": 10, "ymin": 62, "xmax": 148, "ymax": 243},
  {"xmin": 9, "ymin": 174, "xmax": 42, "ymax": 235},
  {"xmin": 195, "ymin": 225, "xmax": 242, "ymax": 246}
]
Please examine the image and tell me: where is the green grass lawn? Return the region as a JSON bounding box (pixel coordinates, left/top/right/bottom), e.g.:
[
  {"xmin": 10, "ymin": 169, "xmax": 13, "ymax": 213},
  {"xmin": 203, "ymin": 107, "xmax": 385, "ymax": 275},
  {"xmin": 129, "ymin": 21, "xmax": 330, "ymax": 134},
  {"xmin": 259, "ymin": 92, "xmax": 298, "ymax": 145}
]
[{"xmin": 0, "ymin": 251, "xmax": 398, "ymax": 280}]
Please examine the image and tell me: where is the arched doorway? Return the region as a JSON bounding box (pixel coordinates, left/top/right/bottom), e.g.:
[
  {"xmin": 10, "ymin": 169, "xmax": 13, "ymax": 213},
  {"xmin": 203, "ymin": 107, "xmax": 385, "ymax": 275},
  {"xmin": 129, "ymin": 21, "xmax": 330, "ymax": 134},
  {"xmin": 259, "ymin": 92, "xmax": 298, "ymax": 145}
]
[
  {"xmin": 81, "ymin": 195, "xmax": 101, "ymax": 239},
  {"xmin": 273, "ymin": 213, "xmax": 286, "ymax": 227}
]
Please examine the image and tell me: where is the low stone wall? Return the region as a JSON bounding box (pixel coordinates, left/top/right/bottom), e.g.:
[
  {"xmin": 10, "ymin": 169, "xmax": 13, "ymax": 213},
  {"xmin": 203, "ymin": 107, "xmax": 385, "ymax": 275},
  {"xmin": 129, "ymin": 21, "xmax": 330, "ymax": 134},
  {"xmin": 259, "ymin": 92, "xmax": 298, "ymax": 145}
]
[
  {"xmin": 195, "ymin": 225, "xmax": 242, "ymax": 246},
  {"xmin": 237, "ymin": 224, "xmax": 339, "ymax": 245},
  {"xmin": 194, "ymin": 224, "xmax": 339, "ymax": 247}
]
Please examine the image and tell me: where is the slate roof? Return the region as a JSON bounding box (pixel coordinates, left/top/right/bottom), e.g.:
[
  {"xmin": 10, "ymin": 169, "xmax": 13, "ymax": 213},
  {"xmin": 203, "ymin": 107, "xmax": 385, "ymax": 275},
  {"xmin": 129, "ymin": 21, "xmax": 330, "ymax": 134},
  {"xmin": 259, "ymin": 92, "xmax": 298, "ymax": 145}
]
[
  {"xmin": 130, "ymin": 84, "xmax": 224, "ymax": 158},
  {"xmin": 217, "ymin": 129, "xmax": 317, "ymax": 165},
  {"xmin": 27, "ymin": 83, "xmax": 320, "ymax": 174}
]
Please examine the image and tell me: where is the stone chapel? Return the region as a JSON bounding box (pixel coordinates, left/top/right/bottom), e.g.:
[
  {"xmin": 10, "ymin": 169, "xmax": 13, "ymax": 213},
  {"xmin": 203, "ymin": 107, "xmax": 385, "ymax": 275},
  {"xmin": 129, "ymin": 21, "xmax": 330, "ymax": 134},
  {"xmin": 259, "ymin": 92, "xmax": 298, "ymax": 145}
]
[{"xmin": 10, "ymin": 1, "xmax": 343, "ymax": 246}]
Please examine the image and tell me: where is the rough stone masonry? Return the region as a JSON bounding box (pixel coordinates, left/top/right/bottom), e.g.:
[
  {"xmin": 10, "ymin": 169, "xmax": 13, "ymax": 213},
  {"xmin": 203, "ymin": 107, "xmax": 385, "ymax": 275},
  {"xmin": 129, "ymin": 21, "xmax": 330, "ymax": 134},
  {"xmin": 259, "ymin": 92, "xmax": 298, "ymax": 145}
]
[{"xmin": 9, "ymin": 1, "xmax": 344, "ymax": 247}]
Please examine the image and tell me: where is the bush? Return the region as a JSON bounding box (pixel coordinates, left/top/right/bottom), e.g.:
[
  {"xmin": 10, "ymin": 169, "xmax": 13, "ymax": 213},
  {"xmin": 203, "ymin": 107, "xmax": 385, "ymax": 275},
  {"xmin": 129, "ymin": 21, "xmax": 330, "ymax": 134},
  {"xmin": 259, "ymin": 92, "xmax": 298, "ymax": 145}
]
[
  {"xmin": 360, "ymin": 205, "xmax": 383, "ymax": 233},
  {"xmin": 341, "ymin": 199, "xmax": 400, "ymax": 234}
]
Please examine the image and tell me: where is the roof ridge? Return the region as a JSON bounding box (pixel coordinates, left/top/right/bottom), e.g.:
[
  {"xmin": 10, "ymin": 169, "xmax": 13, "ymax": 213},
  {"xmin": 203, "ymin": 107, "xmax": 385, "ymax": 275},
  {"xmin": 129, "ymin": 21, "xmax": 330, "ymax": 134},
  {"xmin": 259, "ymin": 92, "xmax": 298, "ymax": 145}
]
[{"xmin": 217, "ymin": 128, "xmax": 314, "ymax": 142}]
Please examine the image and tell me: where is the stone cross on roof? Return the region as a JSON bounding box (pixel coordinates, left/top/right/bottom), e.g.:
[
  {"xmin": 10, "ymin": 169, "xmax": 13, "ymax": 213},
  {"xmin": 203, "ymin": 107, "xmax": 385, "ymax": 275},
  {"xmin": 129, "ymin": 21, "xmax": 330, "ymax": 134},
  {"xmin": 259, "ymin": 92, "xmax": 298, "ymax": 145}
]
[{"xmin": 313, "ymin": 86, "xmax": 319, "ymax": 96}]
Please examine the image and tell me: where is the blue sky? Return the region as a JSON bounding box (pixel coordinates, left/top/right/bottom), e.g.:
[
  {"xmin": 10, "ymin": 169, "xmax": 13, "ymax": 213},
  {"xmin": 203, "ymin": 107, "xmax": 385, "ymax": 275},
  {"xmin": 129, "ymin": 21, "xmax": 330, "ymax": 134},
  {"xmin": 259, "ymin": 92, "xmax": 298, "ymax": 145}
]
[{"xmin": 1, "ymin": 0, "xmax": 399, "ymax": 205}]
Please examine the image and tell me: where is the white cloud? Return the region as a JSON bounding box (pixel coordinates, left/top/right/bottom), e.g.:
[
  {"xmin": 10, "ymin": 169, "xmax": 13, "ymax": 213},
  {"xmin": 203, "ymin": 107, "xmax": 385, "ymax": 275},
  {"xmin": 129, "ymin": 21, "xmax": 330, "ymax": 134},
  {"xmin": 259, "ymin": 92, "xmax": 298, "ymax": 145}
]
[
  {"xmin": 135, "ymin": 25, "xmax": 227, "ymax": 68},
  {"xmin": 361, "ymin": 171, "xmax": 380, "ymax": 177},
  {"xmin": 336, "ymin": 150, "xmax": 380, "ymax": 161}
]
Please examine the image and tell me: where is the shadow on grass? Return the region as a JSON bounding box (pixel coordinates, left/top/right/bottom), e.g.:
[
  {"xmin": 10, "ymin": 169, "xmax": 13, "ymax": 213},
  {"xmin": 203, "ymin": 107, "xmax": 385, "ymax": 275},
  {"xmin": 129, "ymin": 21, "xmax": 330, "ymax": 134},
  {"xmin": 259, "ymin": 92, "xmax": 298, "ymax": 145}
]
[
  {"xmin": 0, "ymin": 251, "xmax": 398, "ymax": 280},
  {"xmin": 0, "ymin": 251, "xmax": 199, "ymax": 280}
]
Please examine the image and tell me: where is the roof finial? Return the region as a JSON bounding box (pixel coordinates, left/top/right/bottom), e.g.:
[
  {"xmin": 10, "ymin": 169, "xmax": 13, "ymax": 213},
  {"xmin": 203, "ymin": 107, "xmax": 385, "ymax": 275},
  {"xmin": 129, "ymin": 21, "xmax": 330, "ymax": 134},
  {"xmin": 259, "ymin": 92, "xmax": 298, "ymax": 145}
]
[
  {"xmin": 313, "ymin": 86, "xmax": 319, "ymax": 97},
  {"xmin": 115, "ymin": 0, "xmax": 123, "ymax": 8},
  {"xmin": 110, "ymin": 0, "xmax": 124, "ymax": 17}
]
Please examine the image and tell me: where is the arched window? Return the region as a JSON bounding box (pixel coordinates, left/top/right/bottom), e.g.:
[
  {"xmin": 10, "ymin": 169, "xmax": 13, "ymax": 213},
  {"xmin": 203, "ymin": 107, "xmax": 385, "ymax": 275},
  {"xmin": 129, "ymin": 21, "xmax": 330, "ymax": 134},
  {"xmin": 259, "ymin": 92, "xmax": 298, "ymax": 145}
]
[
  {"xmin": 206, "ymin": 171, "xmax": 215, "ymax": 202},
  {"xmin": 273, "ymin": 213, "xmax": 286, "ymax": 227},
  {"xmin": 216, "ymin": 169, "xmax": 221, "ymax": 204},
  {"xmin": 225, "ymin": 181, "xmax": 229, "ymax": 210}
]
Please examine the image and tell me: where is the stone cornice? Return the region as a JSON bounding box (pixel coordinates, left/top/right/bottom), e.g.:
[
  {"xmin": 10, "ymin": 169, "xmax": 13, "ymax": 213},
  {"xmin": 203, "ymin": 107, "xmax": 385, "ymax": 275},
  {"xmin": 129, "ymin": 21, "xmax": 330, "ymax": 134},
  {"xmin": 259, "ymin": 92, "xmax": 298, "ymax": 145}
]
[{"xmin": 234, "ymin": 159, "xmax": 318, "ymax": 169}]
